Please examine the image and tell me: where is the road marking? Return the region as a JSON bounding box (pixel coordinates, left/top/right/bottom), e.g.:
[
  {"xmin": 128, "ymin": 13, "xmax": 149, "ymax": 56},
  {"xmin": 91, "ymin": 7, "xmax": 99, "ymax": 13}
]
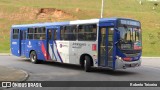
[{"xmin": 142, "ymin": 57, "xmax": 160, "ymax": 59}]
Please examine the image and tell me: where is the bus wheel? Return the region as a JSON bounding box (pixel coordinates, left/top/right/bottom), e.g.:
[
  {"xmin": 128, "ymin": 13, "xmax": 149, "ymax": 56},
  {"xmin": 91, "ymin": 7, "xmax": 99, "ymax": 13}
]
[
  {"xmin": 84, "ymin": 56, "xmax": 91, "ymax": 72},
  {"xmin": 30, "ymin": 51, "xmax": 38, "ymax": 64}
]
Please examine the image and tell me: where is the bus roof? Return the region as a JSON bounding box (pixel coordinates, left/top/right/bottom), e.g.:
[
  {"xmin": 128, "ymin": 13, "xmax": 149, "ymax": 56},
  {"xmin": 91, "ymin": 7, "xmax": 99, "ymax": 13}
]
[{"xmin": 11, "ymin": 17, "xmax": 135, "ymax": 28}]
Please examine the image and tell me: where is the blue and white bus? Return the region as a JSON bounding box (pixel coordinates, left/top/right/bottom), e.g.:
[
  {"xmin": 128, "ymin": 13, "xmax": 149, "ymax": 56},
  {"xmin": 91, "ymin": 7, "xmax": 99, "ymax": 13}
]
[{"xmin": 11, "ymin": 18, "xmax": 142, "ymax": 72}]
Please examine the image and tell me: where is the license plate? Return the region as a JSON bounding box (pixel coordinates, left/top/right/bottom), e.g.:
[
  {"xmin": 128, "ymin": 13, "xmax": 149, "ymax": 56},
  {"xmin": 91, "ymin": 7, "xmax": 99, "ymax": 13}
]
[{"xmin": 131, "ymin": 63, "xmax": 137, "ymax": 67}]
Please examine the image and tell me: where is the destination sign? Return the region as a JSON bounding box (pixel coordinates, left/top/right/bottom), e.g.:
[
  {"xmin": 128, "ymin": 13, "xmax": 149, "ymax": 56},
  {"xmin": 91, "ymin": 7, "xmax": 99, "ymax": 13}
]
[{"xmin": 119, "ymin": 20, "xmax": 140, "ymax": 27}]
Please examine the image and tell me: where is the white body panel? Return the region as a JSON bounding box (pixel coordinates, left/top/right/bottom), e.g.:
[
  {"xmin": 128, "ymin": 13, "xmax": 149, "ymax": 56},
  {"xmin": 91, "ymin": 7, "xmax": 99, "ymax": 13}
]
[
  {"xmin": 53, "ymin": 41, "xmax": 98, "ymax": 67},
  {"xmin": 70, "ymin": 19, "xmax": 99, "ymax": 25},
  {"xmin": 56, "ymin": 41, "xmax": 70, "ymax": 63}
]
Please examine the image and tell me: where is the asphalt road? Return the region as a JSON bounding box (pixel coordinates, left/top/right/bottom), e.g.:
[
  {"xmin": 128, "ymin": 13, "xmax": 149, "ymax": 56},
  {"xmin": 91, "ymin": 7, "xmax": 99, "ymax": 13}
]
[{"xmin": 0, "ymin": 55, "xmax": 160, "ymax": 90}]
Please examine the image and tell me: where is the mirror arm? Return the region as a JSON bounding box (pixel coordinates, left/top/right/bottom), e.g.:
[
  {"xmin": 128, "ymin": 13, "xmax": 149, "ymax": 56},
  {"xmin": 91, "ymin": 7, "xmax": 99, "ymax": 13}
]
[{"xmin": 115, "ymin": 28, "xmax": 119, "ymax": 31}]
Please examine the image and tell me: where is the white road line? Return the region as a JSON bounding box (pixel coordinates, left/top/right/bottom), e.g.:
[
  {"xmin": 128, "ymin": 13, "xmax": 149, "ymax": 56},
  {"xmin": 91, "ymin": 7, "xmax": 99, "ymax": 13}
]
[{"xmin": 141, "ymin": 57, "xmax": 160, "ymax": 59}]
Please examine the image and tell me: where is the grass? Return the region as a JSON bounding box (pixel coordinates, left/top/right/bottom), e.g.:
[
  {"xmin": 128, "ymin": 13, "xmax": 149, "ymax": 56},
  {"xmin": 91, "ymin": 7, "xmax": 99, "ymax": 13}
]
[{"xmin": 0, "ymin": 0, "xmax": 160, "ymax": 56}]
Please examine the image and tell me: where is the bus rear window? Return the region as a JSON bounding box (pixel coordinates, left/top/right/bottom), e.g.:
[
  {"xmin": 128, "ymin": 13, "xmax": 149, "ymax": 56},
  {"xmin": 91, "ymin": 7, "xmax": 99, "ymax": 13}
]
[{"xmin": 12, "ymin": 29, "xmax": 19, "ymax": 39}]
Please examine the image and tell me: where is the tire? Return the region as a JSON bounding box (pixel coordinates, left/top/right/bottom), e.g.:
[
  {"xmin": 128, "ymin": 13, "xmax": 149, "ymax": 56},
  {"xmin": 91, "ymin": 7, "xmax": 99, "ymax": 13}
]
[
  {"xmin": 30, "ymin": 51, "xmax": 39, "ymax": 64},
  {"xmin": 80, "ymin": 60, "xmax": 84, "ymax": 68},
  {"xmin": 84, "ymin": 56, "xmax": 91, "ymax": 72}
]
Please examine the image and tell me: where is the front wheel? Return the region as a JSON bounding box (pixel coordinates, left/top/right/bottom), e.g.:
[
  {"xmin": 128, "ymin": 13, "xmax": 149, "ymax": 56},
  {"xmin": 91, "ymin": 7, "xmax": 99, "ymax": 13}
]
[
  {"xmin": 84, "ymin": 56, "xmax": 91, "ymax": 72},
  {"xmin": 30, "ymin": 51, "xmax": 39, "ymax": 64}
]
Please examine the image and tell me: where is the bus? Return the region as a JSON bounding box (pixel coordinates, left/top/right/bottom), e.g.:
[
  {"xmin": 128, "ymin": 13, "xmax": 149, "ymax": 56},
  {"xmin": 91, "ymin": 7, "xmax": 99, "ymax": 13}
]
[{"xmin": 10, "ymin": 18, "xmax": 142, "ymax": 72}]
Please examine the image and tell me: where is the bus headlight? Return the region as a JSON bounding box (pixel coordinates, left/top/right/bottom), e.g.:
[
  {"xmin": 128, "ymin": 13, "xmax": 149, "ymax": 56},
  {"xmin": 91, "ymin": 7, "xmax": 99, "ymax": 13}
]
[{"xmin": 116, "ymin": 56, "xmax": 122, "ymax": 60}]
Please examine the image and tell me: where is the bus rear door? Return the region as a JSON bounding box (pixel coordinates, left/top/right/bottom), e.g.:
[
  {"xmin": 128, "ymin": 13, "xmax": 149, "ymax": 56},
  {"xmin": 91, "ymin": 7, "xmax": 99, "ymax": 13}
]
[
  {"xmin": 98, "ymin": 22, "xmax": 115, "ymax": 69},
  {"xmin": 20, "ymin": 29, "xmax": 27, "ymax": 56},
  {"xmin": 46, "ymin": 26, "xmax": 59, "ymax": 61}
]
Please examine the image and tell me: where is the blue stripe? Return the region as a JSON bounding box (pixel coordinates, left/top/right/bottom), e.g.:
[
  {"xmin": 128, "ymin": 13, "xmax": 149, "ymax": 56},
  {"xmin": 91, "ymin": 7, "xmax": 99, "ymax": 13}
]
[
  {"xmin": 54, "ymin": 41, "xmax": 63, "ymax": 63},
  {"xmin": 50, "ymin": 44, "xmax": 57, "ymax": 61},
  {"xmin": 12, "ymin": 22, "xmax": 70, "ymax": 28}
]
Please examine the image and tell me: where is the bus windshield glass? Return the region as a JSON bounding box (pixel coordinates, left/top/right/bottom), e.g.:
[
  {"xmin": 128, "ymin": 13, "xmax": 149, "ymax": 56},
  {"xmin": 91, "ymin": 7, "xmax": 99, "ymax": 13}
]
[{"xmin": 118, "ymin": 26, "xmax": 141, "ymax": 42}]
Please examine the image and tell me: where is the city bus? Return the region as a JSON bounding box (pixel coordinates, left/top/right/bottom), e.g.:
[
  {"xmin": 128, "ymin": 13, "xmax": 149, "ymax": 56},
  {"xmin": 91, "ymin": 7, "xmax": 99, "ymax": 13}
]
[{"xmin": 10, "ymin": 18, "xmax": 142, "ymax": 72}]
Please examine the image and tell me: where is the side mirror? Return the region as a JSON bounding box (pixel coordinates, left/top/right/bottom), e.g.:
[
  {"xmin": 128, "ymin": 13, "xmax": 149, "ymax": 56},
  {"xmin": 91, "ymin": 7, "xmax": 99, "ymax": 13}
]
[{"xmin": 115, "ymin": 28, "xmax": 120, "ymax": 34}]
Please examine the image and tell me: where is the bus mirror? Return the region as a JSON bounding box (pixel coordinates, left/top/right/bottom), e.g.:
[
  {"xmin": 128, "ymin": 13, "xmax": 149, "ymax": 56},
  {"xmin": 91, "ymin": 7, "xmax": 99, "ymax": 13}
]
[
  {"xmin": 115, "ymin": 28, "xmax": 118, "ymax": 31},
  {"xmin": 115, "ymin": 28, "xmax": 120, "ymax": 33}
]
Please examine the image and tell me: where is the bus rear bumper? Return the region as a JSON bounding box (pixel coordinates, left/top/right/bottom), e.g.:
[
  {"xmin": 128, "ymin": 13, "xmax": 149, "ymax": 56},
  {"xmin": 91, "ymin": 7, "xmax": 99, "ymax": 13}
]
[{"xmin": 115, "ymin": 58, "xmax": 141, "ymax": 69}]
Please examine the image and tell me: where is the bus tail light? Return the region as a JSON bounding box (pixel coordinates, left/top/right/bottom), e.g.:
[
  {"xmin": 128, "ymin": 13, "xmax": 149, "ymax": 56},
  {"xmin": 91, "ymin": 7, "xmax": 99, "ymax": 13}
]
[
  {"xmin": 123, "ymin": 57, "xmax": 132, "ymax": 61},
  {"xmin": 92, "ymin": 44, "xmax": 96, "ymax": 51}
]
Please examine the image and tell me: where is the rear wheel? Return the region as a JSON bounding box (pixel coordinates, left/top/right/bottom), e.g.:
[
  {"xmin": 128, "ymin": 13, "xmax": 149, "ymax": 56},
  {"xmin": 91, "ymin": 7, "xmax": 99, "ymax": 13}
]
[
  {"xmin": 30, "ymin": 51, "xmax": 39, "ymax": 64},
  {"xmin": 84, "ymin": 56, "xmax": 91, "ymax": 72}
]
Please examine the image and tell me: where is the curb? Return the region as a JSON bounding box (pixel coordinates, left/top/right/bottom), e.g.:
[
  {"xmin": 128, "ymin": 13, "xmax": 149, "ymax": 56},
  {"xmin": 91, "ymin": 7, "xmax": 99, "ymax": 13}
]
[
  {"xmin": 19, "ymin": 69, "xmax": 29, "ymax": 82},
  {"xmin": 0, "ymin": 67, "xmax": 29, "ymax": 89},
  {"xmin": 2, "ymin": 66, "xmax": 29, "ymax": 81}
]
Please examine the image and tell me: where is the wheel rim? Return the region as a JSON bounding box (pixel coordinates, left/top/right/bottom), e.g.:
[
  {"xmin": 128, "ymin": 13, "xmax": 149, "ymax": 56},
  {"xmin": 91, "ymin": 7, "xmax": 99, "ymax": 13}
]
[
  {"xmin": 31, "ymin": 54, "xmax": 36, "ymax": 62},
  {"xmin": 84, "ymin": 60, "xmax": 86, "ymax": 70}
]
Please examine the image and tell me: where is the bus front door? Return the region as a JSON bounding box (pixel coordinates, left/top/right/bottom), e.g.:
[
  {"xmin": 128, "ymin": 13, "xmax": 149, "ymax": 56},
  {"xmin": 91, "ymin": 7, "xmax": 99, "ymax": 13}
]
[{"xmin": 99, "ymin": 26, "xmax": 115, "ymax": 69}]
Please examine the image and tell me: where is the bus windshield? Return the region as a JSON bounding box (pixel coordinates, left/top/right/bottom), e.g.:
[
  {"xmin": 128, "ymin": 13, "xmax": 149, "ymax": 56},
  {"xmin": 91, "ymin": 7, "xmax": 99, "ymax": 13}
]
[{"xmin": 118, "ymin": 26, "xmax": 141, "ymax": 42}]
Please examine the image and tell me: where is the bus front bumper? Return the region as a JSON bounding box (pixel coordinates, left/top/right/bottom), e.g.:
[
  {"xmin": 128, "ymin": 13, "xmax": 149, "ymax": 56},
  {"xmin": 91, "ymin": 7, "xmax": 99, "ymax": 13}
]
[{"xmin": 115, "ymin": 58, "xmax": 141, "ymax": 69}]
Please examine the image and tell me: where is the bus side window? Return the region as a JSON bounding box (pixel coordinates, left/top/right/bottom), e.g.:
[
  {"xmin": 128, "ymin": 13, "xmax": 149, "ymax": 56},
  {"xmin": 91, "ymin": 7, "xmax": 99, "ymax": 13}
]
[
  {"xmin": 92, "ymin": 28, "xmax": 97, "ymax": 40},
  {"xmin": 54, "ymin": 29, "xmax": 57, "ymax": 40},
  {"xmin": 20, "ymin": 30, "xmax": 26, "ymax": 40},
  {"xmin": 27, "ymin": 28, "xmax": 34, "ymax": 39},
  {"xmin": 12, "ymin": 29, "xmax": 19, "ymax": 39},
  {"xmin": 34, "ymin": 28, "xmax": 40, "ymax": 39},
  {"xmin": 66, "ymin": 26, "xmax": 77, "ymax": 40},
  {"xmin": 78, "ymin": 24, "xmax": 97, "ymax": 41},
  {"xmin": 48, "ymin": 29, "xmax": 52, "ymax": 40},
  {"xmin": 60, "ymin": 26, "xmax": 65, "ymax": 40},
  {"xmin": 78, "ymin": 25, "xmax": 85, "ymax": 40},
  {"xmin": 28, "ymin": 27, "xmax": 46, "ymax": 40},
  {"xmin": 38, "ymin": 27, "xmax": 46, "ymax": 40},
  {"xmin": 60, "ymin": 26, "xmax": 77, "ymax": 41}
]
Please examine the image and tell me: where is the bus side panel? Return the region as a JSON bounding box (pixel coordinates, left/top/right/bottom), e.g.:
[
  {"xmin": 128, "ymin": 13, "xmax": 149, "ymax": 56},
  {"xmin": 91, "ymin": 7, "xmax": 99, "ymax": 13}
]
[
  {"xmin": 76, "ymin": 41, "xmax": 98, "ymax": 67},
  {"xmin": 38, "ymin": 40, "xmax": 50, "ymax": 61},
  {"xmin": 56, "ymin": 41, "xmax": 98, "ymax": 66},
  {"xmin": 25, "ymin": 40, "xmax": 37, "ymax": 58},
  {"xmin": 25, "ymin": 40, "xmax": 47, "ymax": 61},
  {"xmin": 51, "ymin": 40, "xmax": 65, "ymax": 63},
  {"xmin": 11, "ymin": 39, "xmax": 21, "ymax": 56}
]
